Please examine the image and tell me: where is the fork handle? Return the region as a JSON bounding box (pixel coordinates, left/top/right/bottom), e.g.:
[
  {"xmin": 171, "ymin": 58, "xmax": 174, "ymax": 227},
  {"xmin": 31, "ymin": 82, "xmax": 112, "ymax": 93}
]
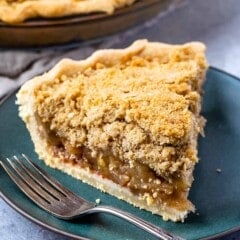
[{"xmin": 87, "ymin": 205, "xmax": 184, "ymax": 240}]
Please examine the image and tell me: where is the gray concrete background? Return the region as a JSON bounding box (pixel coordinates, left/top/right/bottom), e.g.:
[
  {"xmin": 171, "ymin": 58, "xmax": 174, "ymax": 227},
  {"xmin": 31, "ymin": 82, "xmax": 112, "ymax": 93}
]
[{"xmin": 1, "ymin": 0, "xmax": 240, "ymax": 239}]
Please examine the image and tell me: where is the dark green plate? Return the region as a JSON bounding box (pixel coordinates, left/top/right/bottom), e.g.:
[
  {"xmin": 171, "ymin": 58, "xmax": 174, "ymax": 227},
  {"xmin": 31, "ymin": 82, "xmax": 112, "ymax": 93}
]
[{"xmin": 0, "ymin": 67, "xmax": 240, "ymax": 240}]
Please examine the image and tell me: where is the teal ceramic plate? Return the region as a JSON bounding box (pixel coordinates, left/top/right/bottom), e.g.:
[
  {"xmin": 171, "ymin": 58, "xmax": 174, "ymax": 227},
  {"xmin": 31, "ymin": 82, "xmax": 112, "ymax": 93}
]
[{"xmin": 0, "ymin": 67, "xmax": 240, "ymax": 240}]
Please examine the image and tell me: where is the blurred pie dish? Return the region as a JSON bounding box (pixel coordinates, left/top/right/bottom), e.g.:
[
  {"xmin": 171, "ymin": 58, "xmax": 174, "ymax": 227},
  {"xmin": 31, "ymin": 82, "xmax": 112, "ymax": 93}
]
[
  {"xmin": 0, "ymin": 0, "xmax": 136, "ymax": 23},
  {"xmin": 17, "ymin": 40, "xmax": 208, "ymax": 222}
]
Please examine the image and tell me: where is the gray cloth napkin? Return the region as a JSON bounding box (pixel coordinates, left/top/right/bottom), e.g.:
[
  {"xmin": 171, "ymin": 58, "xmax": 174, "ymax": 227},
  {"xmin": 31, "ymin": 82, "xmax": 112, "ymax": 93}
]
[
  {"xmin": 0, "ymin": 47, "xmax": 96, "ymax": 98},
  {"xmin": 0, "ymin": 0, "xmax": 186, "ymax": 100}
]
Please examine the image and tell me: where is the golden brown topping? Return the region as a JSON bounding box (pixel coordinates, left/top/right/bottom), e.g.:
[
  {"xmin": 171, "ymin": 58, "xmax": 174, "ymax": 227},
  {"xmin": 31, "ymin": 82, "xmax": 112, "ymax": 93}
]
[{"xmin": 33, "ymin": 44, "xmax": 207, "ymax": 178}]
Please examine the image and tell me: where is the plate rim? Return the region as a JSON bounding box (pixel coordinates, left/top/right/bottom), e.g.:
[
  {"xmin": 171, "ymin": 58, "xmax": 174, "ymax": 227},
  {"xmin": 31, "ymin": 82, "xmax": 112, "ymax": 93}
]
[
  {"xmin": 0, "ymin": 191, "xmax": 90, "ymax": 240},
  {"xmin": 0, "ymin": 66, "xmax": 240, "ymax": 240}
]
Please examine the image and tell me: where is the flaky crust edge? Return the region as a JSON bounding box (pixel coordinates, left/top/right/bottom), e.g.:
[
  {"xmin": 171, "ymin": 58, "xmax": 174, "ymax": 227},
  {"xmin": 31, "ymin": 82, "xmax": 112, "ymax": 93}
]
[
  {"xmin": 17, "ymin": 39, "xmax": 207, "ymax": 221},
  {"xmin": 0, "ymin": 0, "xmax": 135, "ymax": 23}
]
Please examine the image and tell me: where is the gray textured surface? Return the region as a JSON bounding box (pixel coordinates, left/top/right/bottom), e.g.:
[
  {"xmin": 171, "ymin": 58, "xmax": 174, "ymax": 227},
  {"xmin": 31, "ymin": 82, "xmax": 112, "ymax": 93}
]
[{"xmin": 1, "ymin": 0, "xmax": 240, "ymax": 239}]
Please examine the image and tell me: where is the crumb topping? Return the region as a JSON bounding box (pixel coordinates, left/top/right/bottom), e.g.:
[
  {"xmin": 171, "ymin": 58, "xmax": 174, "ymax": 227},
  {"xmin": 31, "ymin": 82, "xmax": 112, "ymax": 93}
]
[{"xmin": 33, "ymin": 45, "xmax": 207, "ymax": 177}]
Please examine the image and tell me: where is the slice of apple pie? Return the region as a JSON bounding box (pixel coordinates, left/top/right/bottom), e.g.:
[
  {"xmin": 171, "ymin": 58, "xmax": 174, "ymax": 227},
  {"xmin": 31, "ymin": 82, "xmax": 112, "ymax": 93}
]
[{"xmin": 17, "ymin": 40, "xmax": 208, "ymax": 222}]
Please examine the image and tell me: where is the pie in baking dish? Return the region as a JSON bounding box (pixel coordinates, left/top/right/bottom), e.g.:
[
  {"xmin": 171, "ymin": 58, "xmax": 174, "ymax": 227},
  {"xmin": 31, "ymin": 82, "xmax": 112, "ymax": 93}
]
[
  {"xmin": 17, "ymin": 40, "xmax": 208, "ymax": 222},
  {"xmin": 0, "ymin": 0, "xmax": 136, "ymax": 23}
]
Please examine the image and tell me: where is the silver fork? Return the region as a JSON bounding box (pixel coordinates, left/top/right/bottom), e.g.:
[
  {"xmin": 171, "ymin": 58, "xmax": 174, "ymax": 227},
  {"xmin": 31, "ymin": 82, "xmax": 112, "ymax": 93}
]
[{"xmin": 0, "ymin": 154, "xmax": 184, "ymax": 240}]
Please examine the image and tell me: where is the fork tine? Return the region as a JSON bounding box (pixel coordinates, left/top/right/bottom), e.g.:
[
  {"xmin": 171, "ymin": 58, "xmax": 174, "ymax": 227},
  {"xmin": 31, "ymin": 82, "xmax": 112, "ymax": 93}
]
[
  {"xmin": 13, "ymin": 155, "xmax": 65, "ymax": 200},
  {"xmin": 0, "ymin": 160, "xmax": 52, "ymax": 210},
  {"xmin": 6, "ymin": 157, "xmax": 59, "ymax": 203},
  {"xmin": 22, "ymin": 154, "xmax": 87, "ymax": 202}
]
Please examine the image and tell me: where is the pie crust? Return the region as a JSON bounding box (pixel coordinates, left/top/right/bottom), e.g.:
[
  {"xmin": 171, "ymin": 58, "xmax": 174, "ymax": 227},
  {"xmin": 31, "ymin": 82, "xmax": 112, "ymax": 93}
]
[
  {"xmin": 17, "ymin": 39, "xmax": 208, "ymax": 222},
  {"xmin": 0, "ymin": 0, "xmax": 135, "ymax": 23}
]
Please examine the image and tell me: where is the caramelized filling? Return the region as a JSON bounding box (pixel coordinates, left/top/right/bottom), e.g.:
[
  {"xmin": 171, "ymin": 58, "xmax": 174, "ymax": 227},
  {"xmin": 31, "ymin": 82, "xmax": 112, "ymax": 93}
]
[{"xmin": 51, "ymin": 137, "xmax": 191, "ymax": 211}]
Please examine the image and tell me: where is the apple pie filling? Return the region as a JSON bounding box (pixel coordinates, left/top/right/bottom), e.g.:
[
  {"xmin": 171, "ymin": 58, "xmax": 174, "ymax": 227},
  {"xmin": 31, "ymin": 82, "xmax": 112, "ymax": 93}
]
[{"xmin": 47, "ymin": 132, "xmax": 192, "ymax": 211}]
